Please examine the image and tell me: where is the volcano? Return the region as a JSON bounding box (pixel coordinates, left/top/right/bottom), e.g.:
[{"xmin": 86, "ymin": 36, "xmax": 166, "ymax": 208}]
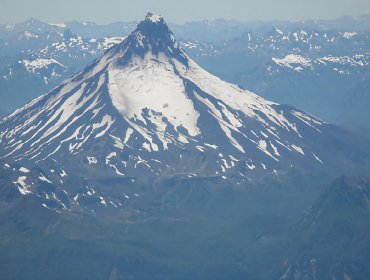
[{"xmin": 0, "ymin": 13, "xmax": 368, "ymax": 182}]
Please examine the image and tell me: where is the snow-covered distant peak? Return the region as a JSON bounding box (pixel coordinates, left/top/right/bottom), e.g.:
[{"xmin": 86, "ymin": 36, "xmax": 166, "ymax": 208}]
[
  {"xmin": 342, "ymin": 32, "xmax": 357, "ymax": 39},
  {"xmin": 272, "ymin": 54, "xmax": 312, "ymax": 71},
  {"xmin": 4, "ymin": 23, "xmax": 14, "ymax": 30},
  {"xmin": 18, "ymin": 31, "xmax": 39, "ymax": 40},
  {"xmin": 271, "ymin": 53, "xmax": 369, "ymax": 74}
]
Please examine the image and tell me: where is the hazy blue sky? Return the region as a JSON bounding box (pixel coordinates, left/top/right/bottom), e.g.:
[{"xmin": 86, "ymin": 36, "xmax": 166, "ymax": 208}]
[{"xmin": 2, "ymin": 0, "xmax": 370, "ymax": 24}]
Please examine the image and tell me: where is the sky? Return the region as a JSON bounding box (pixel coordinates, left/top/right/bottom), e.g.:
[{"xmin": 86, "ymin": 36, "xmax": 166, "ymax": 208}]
[{"xmin": 1, "ymin": 0, "xmax": 370, "ymax": 24}]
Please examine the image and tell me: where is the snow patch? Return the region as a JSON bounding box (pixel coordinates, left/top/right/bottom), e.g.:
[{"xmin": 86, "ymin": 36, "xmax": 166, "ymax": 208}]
[
  {"xmin": 124, "ymin": 128, "xmax": 134, "ymax": 144},
  {"xmin": 99, "ymin": 196, "xmax": 107, "ymax": 206},
  {"xmin": 19, "ymin": 167, "xmax": 30, "ymax": 173},
  {"xmin": 20, "ymin": 59, "xmax": 66, "ymax": 73},
  {"xmin": 39, "ymin": 174, "xmax": 52, "ymax": 183},
  {"xmin": 14, "ymin": 176, "xmax": 32, "ymax": 195},
  {"xmin": 291, "ymin": 144, "xmax": 305, "ymax": 155},
  {"xmin": 49, "ymin": 22, "xmax": 66, "ymax": 28},
  {"xmin": 87, "ymin": 156, "xmax": 97, "ymax": 164},
  {"xmin": 110, "ymin": 134, "xmax": 124, "ymax": 150},
  {"xmin": 247, "ymin": 162, "xmax": 256, "ymax": 170},
  {"xmin": 312, "ymin": 153, "xmax": 323, "ymax": 164}
]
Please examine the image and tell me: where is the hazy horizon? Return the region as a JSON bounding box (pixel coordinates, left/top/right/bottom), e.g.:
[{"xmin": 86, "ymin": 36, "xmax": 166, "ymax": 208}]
[
  {"xmin": 2, "ymin": 13, "xmax": 370, "ymax": 26},
  {"xmin": 2, "ymin": 0, "xmax": 370, "ymax": 24}
]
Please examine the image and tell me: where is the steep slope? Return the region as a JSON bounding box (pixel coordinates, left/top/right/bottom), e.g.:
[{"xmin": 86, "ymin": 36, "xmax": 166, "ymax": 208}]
[
  {"xmin": 279, "ymin": 177, "xmax": 370, "ymax": 280},
  {"xmin": 0, "ymin": 13, "xmax": 368, "ymax": 183}
]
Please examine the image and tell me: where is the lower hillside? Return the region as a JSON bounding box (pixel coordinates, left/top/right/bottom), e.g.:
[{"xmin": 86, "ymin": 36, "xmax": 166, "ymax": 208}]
[{"xmin": 1, "ymin": 170, "xmax": 369, "ymax": 280}]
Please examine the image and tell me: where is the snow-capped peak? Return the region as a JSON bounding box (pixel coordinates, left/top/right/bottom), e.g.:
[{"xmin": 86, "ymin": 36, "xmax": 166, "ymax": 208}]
[
  {"xmin": 2, "ymin": 13, "xmax": 354, "ymax": 182},
  {"xmin": 145, "ymin": 12, "xmax": 164, "ymax": 24},
  {"xmin": 104, "ymin": 12, "xmax": 187, "ymax": 66}
]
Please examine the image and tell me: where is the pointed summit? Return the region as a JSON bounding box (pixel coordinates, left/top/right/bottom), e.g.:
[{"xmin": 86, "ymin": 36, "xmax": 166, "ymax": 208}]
[
  {"xmin": 144, "ymin": 12, "xmax": 165, "ymax": 24},
  {"xmin": 110, "ymin": 13, "xmax": 187, "ymax": 65},
  {"xmin": 135, "ymin": 12, "xmax": 167, "ymax": 35},
  {"xmin": 133, "ymin": 12, "xmax": 172, "ymax": 44}
]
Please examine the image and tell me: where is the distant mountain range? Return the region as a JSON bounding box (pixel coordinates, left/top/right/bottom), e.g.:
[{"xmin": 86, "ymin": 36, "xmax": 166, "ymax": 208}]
[{"xmin": 192, "ymin": 28, "xmax": 370, "ymax": 133}]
